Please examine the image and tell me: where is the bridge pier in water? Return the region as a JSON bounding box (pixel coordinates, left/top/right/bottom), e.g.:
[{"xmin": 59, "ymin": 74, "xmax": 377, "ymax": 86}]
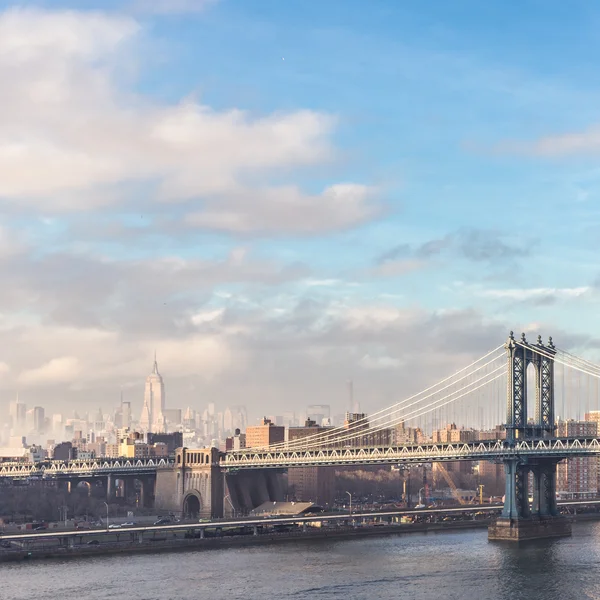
[{"xmin": 489, "ymin": 332, "xmax": 571, "ymax": 542}]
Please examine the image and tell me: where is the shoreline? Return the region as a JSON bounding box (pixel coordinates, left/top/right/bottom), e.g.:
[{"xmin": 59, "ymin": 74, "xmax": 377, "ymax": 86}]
[
  {"xmin": 2, "ymin": 513, "xmax": 598, "ymax": 564},
  {"xmin": 0, "ymin": 520, "xmax": 490, "ymax": 563}
]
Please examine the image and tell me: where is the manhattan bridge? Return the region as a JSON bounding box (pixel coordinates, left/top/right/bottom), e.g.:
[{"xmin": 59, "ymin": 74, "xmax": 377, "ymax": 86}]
[
  {"xmin": 224, "ymin": 332, "xmax": 600, "ymax": 540},
  {"xmin": 3, "ymin": 331, "xmax": 600, "ymax": 540}
]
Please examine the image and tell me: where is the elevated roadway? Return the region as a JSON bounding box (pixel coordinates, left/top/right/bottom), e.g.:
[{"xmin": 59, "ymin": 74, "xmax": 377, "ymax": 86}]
[{"xmin": 2, "ymin": 500, "xmax": 598, "ymax": 543}]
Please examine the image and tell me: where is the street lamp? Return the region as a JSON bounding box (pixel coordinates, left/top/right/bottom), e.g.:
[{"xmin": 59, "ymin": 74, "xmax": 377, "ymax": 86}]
[
  {"xmin": 103, "ymin": 501, "xmax": 109, "ymax": 530},
  {"xmin": 346, "ymin": 491, "xmax": 352, "ymax": 520}
]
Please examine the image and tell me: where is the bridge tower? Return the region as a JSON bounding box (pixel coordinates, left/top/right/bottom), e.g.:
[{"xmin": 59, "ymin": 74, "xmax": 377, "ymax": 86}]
[{"xmin": 488, "ymin": 332, "xmax": 571, "ymax": 541}]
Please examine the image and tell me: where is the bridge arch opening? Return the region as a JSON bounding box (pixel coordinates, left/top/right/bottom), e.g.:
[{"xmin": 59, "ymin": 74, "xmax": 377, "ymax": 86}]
[
  {"xmin": 75, "ymin": 481, "xmax": 92, "ymax": 496},
  {"xmin": 183, "ymin": 493, "xmax": 201, "ymax": 519}
]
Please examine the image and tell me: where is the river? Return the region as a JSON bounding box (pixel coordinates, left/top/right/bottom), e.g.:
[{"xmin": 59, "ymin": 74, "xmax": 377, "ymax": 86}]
[{"xmin": 3, "ymin": 522, "xmax": 600, "ymax": 600}]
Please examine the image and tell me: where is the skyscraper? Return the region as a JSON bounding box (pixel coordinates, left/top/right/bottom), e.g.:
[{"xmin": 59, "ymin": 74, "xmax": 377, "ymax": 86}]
[
  {"xmin": 140, "ymin": 353, "xmax": 165, "ymax": 433},
  {"xmin": 9, "ymin": 397, "xmax": 26, "ymax": 430}
]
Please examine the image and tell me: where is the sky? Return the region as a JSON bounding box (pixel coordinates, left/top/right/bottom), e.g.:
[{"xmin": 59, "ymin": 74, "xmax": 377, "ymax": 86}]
[{"xmin": 1, "ymin": 0, "xmax": 600, "ymax": 421}]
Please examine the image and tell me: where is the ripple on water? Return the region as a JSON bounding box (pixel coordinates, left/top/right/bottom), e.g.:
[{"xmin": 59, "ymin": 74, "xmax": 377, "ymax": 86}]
[{"xmin": 2, "ymin": 523, "xmax": 600, "ymax": 600}]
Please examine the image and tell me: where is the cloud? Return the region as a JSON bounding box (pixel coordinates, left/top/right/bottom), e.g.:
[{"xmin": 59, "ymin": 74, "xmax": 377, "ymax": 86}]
[
  {"xmin": 478, "ymin": 286, "xmax": 590, "ymax": 301},
  {"xmin": 185, "ymin": 184, "xmax": 381, "ymax": 235},
  {"xmin": 131, "ymin": 0, "xmax": 218, "ymax": 15},
  {"xmin": 0, "ymin": 7, "xmax": 380, "ymax": 236},
  {"xmin": 371, "ymin": 259, "xmax": 426, "ymax": 278},
  {"xmin": 376, "ymin": 228, "xmax": 529, "ymax": 269},
  {"xmin": 452, "ymin": 284, "xmax": 592, "ymax": 307},
  {"xmin": 493, "ymin": 124, "xmax": 600, "ymax": 157},
  {"xmin": 0, "ymin": 249, "xmax": 310, "ymax": 334},
  {"xmin": 18, "ymin": 356, "xmax": 81, "ymax": 386}
]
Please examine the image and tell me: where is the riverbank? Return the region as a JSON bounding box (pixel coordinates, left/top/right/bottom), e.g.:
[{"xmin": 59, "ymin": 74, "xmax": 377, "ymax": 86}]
[
  {"xmin": 3, "ymin": 512, "xmax": 599, "ymax": 564},
  {"xmin": 0, "ymin": 520, "xmax": 492, "ymax": 563}
]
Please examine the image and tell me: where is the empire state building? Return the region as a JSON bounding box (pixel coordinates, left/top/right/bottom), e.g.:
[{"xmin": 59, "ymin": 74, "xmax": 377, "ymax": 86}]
[{"xmin": 139, "ymin": 354, "xmax": 165, "ymax": 433}]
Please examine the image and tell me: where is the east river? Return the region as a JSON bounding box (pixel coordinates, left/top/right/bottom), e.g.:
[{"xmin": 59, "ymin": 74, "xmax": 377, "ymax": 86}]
[{"xmin": 3, "ymin": 522, "xmax": 600, "ymax": 600}]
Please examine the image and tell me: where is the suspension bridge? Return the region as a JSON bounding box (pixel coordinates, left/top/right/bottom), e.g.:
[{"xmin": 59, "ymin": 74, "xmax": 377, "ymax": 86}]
[{"xmin": 224, "ymin": 332, "xmax": 600, "ymax": 540}]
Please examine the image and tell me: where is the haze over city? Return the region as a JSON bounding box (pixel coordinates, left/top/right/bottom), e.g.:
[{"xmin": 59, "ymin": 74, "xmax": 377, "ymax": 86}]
[{"xmin": 1, "ymin": 0, "xmax": 600, "ymax": 421}]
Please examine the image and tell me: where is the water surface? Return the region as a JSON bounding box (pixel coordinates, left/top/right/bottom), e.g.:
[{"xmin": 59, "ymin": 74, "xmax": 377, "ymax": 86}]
[{"xmin": 3, "ymin": 523, "xmax": 600, "ymax": 600}]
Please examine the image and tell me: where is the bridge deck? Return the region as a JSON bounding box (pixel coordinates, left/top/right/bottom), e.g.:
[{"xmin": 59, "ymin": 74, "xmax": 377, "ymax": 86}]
[{"xmin": 3, "ymin": 437, "xmax": 600, "ymax": 478}]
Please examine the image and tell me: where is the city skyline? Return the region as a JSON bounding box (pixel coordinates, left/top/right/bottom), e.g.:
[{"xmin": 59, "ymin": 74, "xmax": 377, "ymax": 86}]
[{"xmin": 1, "ymin": 0, "xmax": 600, "ymax": 417}]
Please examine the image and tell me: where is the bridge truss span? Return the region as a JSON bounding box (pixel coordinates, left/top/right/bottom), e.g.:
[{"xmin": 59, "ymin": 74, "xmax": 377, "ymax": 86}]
[
  {"xmin": 223, "ymin": 437, "xmax": 600, "ymax": 470},
  {"xmin": 0, "ymin": 457, "xmax": 175, "ymax": 479}
]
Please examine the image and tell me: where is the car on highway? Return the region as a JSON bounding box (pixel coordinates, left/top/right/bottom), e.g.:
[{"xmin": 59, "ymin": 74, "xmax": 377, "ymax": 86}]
[
  {"xmin": 87, "ymin": 539, "xmax": 100, "ymax": 545},
  {"xmin": 34, "ymin": 525, "xmax": 47, "ymax": 531},
  {"xmin": 121, "ymin": 522, "xmax": 136, "ymax": 527},
  {"xmin": 153, "ymin": 518, "xmax": 171, "ymax": 525},
  {"xmin": 108, "ymin": 524, "xmax": 121, "ymax": 529}
]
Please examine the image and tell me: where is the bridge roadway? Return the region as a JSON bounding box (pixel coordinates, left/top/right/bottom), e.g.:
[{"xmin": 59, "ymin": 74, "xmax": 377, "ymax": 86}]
[
  {"xmin": 223, "ymin": 437, "xmax": 600, "ymax": 469},
  {"xmin": 4, "ymin": 437, "xmax": 600, "ymax": 480},
  {"xmin": 1, "ymin": 501, "xmax": 598, "ymax": 543},
  {"xmin": 0, "ymin": 457, "xmax": 174, "ymax": 479}
]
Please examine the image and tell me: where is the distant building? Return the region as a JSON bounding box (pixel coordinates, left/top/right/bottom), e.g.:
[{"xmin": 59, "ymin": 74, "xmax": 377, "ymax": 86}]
[
  {"xmin": 147, "ymin": 431, "xmax": 183, "ymax": 454},
  {"xmin": 225, "ymin": 429, "xmax": 246, "ymax": 451},
  {"xmin": 162, "ymin": 409, "xmax": 182, "ymax": 429},
  {"xmin": 432, "ymin": 423, "xmax": 476, "ymax": 443},
  {"xmin": 557, "ymin": 420, "xmax": 598, "ymax": 498},
  {"xmin": 245, "ymin": 418, "xmax": 285, "ymax": 449},
  {"xmin": 53, "ymin": 441, "xmax": 75, "ymax": 461},
  {"xmin": 287, "ymin": 420, "xmax": 336, "ymax": 506},
  {"xmin": 9, "ymin": 399, "xmax": 26, "ymax": 430},
  {"xmin": 342, "ymin": 412, "xmax": 392, "ymax": 447},
  {"xmin": 140, "ymin": 354, "xmax": 166, "ymax": 433}
]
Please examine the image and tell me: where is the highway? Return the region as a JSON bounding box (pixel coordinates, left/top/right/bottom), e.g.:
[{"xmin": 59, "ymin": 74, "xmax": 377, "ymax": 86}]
[{"xmin": 1, "ymin": 500, "xmax": 598, "ymax": 543}]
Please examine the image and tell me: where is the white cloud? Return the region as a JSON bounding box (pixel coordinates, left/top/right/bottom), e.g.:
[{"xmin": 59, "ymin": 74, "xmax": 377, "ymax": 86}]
[
  {"xmin": 18, "ymin": 356, "xmax": 81, "ymax": 386},
  {"xmin": 185, "ymin": 184, "xmax": 380, "ymax": 234},
  {"xmin": 495, "ymin": 127, "xmax": 600, "ymax": 157},
  {"xmin": 479, "ymin": 287, "xmax": 590, "ymax": 300},
  {"xmin": 0, "ymin": 8, "xmax": 379, "ymax": 234},
  {"xmin": 359, "ymin": 354, "xmax": 403, "ymax": 370}
]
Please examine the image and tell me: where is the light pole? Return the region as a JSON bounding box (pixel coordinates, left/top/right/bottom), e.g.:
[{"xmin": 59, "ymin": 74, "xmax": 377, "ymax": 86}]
[
  {"xmin": 103, "ymin": 501, "xmax": 109, "ymax": 531},
  {"xmin": 346, "ymin": 491, "xmax": 352, "ymax": 521},
  {"xmin": 224, "ymin": 494, "xmax": 236, "ymax": 519}
]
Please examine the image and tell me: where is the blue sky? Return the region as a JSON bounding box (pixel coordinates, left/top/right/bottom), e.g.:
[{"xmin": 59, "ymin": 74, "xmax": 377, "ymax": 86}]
[{"xmin": 0, "ymin": 0, "xmax": 599, "ymax": 418}]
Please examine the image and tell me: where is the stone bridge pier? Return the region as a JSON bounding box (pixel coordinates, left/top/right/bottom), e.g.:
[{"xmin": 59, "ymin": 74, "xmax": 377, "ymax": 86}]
[
  {"xmin": 154, "ymin": 448, "xmax": 287, "ymax": 519},
  {"xmin": 224, "ymin": 470, "xmax": 286, "ymax": 516},
  {"xmin": 155, "ymin": 447, "xmax": 224, "ymax": 519}
]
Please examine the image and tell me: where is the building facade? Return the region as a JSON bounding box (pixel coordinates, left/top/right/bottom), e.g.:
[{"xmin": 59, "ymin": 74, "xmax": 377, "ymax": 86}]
[{"xmin": 245, "ymin": 418, "xmax": 285, "ymax": 449}]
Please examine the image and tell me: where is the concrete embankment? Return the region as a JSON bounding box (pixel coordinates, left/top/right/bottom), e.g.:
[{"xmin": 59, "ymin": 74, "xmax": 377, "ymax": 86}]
[{"xmin": 0, "ymin": 520, "xmax": 492, "ymax": 564}]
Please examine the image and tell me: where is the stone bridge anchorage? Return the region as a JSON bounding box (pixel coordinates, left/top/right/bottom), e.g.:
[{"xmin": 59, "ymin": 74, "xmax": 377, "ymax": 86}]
[{"xmin": 154, "ymin": 447, "xmax": 286, "ymax": 519}]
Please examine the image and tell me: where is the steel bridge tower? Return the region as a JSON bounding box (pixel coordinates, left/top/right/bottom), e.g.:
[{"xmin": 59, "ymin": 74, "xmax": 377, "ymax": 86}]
[{"xmin": 489, "ymin": 332, "xmax": 571, "ymax": 541}]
